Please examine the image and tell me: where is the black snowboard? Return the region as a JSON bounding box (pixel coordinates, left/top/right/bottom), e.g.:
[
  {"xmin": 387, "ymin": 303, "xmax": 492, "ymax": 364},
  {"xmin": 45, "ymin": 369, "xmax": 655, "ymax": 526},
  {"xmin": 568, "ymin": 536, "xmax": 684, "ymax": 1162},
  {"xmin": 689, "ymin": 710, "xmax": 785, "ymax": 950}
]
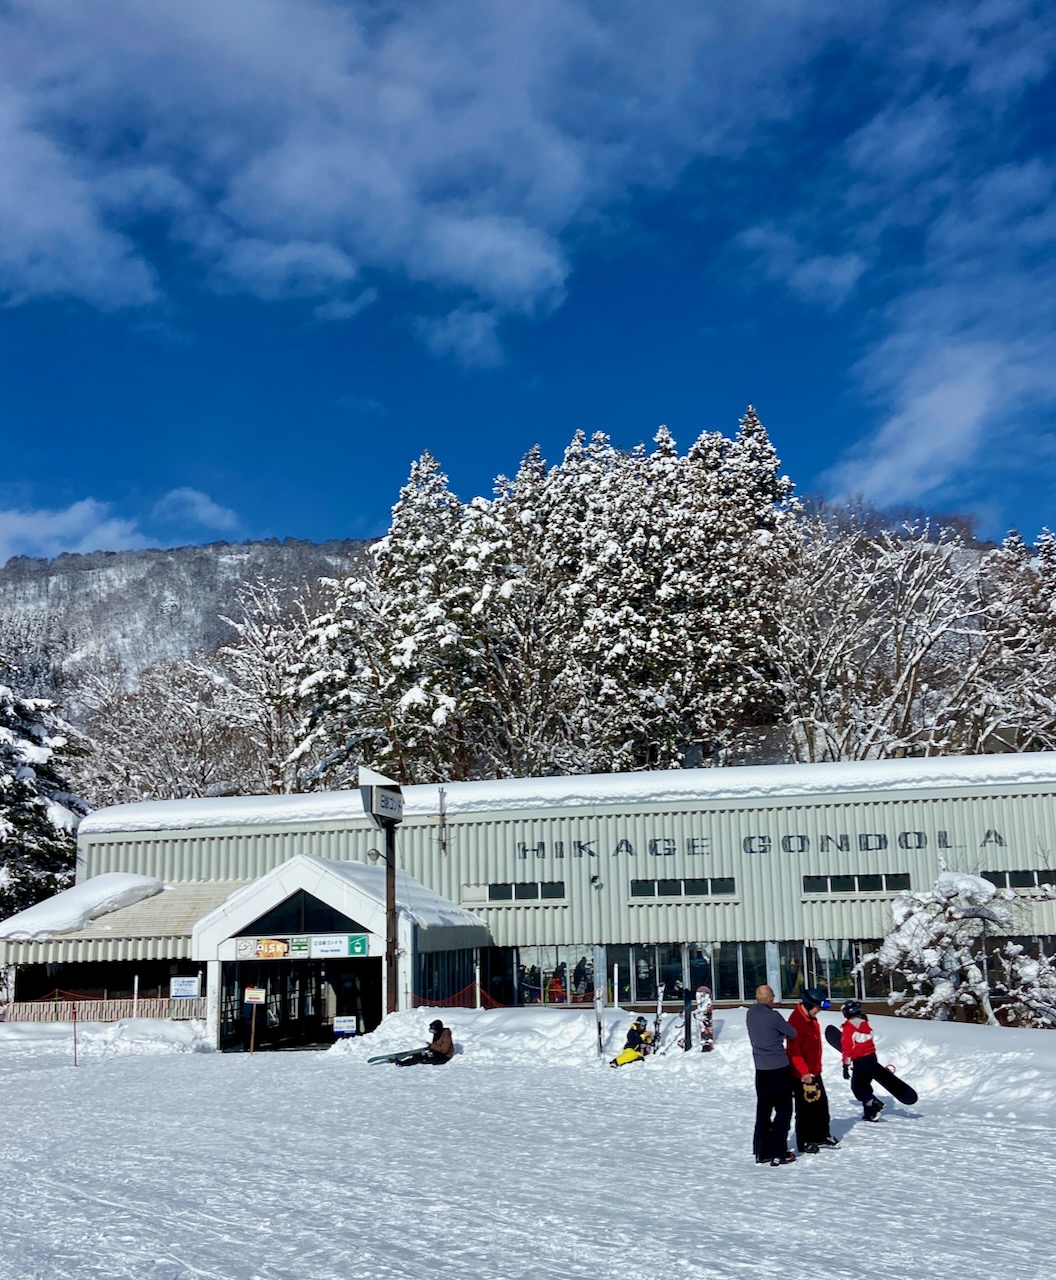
[
  {"xmin": 367, "ymin": 1048, "xmax": 426, "ymax": 1065},
  {"xmin": 824, "ymin": 1023, "xmax": 918, "ymax": 1105}
]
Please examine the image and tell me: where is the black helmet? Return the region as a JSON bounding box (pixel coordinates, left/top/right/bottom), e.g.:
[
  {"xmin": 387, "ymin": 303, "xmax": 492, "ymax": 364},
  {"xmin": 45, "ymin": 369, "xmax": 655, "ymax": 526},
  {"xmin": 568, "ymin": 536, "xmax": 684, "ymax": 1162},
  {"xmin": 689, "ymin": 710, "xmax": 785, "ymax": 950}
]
[
  {"xmin": 841, "ymin": 1000, "xmax": 863, "ymax": 1019},
  {"xmin": 801, "ymin": 988, "xmax": 826, "ymax": 1010},
  {"xmin": 429, "ymin": 1019, "xmax": 444, "ymax": 1033},
  {"xmin": 635, "ymin": 1016, "xmax": 648, "ymax": 1027}
]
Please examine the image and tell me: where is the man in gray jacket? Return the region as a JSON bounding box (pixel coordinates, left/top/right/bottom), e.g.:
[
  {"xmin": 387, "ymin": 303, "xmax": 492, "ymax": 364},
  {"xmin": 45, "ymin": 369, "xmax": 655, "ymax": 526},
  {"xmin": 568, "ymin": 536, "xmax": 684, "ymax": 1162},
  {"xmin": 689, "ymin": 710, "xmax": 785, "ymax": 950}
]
[{"xmin": 746, "ymin": 984, "xmax": 797, "ymax": 1166}]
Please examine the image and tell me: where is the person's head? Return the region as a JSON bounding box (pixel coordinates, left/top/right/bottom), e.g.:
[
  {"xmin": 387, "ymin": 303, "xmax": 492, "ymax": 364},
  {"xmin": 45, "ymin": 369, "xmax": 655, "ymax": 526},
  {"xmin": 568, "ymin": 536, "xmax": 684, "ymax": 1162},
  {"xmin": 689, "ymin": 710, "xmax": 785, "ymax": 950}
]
[
  {"xmin": 755, "ymin": 984, "xmax": 775, "ymax": 1005},
  {"xmin": 635, "ymin": 1016, "xmax": 648, "ymax": 1028},
  {"xmin": 841, "ymin": 1000, "xmax": 863, "ymax": 1021},
  {"xmin": 800, "ymin": 988, "xmax": 827, "ymax": 1016},
  {"xmin": 429, "ymin": 1019, "xmax": 444, "ymax": 1035}
]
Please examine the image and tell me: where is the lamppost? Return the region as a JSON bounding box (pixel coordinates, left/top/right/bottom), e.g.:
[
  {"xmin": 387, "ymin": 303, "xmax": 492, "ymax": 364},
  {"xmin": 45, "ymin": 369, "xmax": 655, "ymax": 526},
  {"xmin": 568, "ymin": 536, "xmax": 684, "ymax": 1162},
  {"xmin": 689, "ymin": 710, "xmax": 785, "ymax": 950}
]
[{"xmin": 358, "ymin": 766, "xmax": 405, "ymax": 1015}]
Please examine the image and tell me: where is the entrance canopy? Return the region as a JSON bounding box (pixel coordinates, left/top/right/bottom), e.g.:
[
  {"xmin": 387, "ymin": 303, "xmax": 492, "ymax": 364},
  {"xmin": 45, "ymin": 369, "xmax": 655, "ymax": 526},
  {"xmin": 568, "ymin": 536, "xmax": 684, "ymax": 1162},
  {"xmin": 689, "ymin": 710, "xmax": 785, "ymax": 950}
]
[{"xmin": 192, "ymin": 854, "xmax": 491, "ymax": 963}]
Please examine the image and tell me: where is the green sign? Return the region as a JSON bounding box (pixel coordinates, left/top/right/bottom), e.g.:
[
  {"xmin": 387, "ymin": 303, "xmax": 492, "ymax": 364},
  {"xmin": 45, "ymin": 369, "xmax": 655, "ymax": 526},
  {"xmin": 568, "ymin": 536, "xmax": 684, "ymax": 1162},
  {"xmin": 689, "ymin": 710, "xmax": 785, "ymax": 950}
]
[
  {"xmin": 290, "ymin": 937, "xmax": 309, "ymax": 957},
  {"xmin": 348, "ymin": 934, "xmax": 369, "ymax": 956}
]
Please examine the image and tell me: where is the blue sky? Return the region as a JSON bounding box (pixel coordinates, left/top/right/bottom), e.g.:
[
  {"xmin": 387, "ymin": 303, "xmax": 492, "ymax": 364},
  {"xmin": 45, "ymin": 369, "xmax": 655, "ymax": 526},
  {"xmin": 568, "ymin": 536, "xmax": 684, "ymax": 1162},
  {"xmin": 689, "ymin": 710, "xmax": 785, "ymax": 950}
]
[{"xmin": 1, "ymin": 0, "xmax": 1054, "ymax": 564}]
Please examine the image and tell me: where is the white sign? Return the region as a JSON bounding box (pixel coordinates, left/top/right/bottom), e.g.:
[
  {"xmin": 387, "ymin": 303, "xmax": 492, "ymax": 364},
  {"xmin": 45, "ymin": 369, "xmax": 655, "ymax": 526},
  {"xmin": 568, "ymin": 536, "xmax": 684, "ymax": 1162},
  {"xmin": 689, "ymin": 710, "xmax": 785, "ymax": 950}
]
[
  {"xmin": 310, "ymin": 935, "xmax": 349, "ymax": 958},
  {"xmin": 170, "ymin": 976, "xmax": 200, "ymax": 999},
  {"xmin": 244, "ymin": 987, "xmax": 266, "ymax": 1005},
  {"xmin": 333, "ymin": 1016, "xmax": 358, "ymax": 1035}
]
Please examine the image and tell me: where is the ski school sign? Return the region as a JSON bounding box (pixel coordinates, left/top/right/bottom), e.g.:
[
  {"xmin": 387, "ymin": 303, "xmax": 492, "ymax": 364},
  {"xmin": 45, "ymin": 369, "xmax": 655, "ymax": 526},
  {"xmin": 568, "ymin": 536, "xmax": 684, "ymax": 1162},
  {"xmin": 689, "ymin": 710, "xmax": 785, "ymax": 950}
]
[{"xmin": 515, "ymin": 827, "xmax": 1007, "ymax": 860}]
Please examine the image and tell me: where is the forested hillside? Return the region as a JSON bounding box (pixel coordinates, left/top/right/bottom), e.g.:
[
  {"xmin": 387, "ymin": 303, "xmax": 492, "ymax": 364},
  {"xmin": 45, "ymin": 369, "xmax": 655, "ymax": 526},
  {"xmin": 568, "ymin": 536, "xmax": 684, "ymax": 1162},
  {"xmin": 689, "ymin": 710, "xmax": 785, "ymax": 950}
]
[{"xmin": 2, "ymin": 408, "xmax": 1055, "ymax": 915}]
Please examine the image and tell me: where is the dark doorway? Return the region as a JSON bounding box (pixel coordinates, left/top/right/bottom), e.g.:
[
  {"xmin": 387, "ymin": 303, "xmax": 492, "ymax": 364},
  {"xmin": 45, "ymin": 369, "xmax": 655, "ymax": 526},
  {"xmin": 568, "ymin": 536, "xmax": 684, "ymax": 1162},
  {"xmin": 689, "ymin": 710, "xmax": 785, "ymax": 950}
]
[{"xmin": 219, "ymin": 957, "xmax": 382, "ymax": 1052}]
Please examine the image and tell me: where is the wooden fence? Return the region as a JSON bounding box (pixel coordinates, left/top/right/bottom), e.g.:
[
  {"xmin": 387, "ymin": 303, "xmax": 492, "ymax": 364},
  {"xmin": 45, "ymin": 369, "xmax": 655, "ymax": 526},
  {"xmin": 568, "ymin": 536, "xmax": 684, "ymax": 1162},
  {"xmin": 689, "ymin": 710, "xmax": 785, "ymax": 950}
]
[{"xmin": 2, "ymin": 998, "xmax": 208, "ymax": 1022}]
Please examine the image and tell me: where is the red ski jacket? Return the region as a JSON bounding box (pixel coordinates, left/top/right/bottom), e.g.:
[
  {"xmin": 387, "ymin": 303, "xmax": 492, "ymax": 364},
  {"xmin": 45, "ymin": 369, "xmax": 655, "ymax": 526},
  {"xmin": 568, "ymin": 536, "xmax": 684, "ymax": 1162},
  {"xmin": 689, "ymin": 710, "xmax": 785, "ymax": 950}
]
[
  {"xmin": 786, "ymin": 1004, "xmax": 823, "ymax": 1077},
  {"xmin": 840, "ymin": 1017, "xmax": 876, "ymax": 1062}
]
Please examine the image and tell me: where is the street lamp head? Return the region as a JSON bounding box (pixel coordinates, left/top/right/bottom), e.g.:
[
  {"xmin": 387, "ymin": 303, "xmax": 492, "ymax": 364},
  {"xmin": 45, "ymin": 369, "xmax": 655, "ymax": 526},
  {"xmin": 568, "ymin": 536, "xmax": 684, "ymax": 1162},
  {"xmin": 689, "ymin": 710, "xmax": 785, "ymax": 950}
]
[{"xmin": 366, "ymin": 848, "xmax": 382, "ymax": 863}]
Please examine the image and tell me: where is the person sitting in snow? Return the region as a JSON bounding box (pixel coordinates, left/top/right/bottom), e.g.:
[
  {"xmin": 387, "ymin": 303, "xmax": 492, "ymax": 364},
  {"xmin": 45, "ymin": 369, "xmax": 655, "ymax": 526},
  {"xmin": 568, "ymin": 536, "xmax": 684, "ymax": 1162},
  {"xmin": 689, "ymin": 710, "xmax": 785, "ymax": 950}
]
[
  {"xmin": 396, "ymin": 1019, "xmax": 455, "ymax": 1067},
  {"xmin": 787, "ymin": 988, "xmax": 840, "ymax": 1154},
  {"xmin": 610, "ymin": 1015, "xmax": 654, "ymax": 1067},
  {"xmin": 839, "ymin": 1000, "xmax": 884, "ymax": 1120}
]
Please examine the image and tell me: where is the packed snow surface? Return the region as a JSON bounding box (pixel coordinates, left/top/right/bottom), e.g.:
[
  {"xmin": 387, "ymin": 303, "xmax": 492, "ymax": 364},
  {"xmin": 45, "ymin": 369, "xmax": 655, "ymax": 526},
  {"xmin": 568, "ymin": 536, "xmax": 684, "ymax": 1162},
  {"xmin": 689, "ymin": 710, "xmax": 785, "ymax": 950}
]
[
  {"xmin": 0, "ymin": 1007, "xmax": 1052, "ymax": 1279},
  {"xmin": 77, "ymin": 751, "xmax": 1056, "ymax": 834}
]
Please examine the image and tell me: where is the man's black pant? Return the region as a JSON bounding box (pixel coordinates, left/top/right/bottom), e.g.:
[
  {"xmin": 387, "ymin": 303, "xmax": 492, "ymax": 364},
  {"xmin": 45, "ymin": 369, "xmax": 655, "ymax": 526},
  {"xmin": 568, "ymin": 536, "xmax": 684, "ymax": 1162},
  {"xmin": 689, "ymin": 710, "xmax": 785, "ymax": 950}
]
[
  {"xmin": 792, "ymin": 1075, "xmax": 831, "ymax": 1149},
  {"xmin": 753, "ymin": 1066, "xmax": 794, "ymax": 1161}
]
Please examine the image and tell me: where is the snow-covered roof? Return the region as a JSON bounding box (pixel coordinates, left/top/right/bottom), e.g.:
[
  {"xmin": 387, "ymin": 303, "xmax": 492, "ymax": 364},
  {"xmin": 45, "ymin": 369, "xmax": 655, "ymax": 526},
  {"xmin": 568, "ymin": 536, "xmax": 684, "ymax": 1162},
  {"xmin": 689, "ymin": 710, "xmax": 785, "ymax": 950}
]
[
  {"xmin": 78, "ymin": 751, "xmax": 1056, "ymax": 836},
  {"xmin": 0, "ymin": 873, "xmax": 166, "ymax": 942}
]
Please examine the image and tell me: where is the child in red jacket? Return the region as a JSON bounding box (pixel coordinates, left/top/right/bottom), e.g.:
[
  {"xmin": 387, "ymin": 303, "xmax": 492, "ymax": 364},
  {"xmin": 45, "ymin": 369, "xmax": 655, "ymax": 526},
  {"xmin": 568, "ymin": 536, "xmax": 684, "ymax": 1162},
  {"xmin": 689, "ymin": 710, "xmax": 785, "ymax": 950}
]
[{"xmin": 839, "ymin": 1001, "xmax": 884, "ymax": 1120}]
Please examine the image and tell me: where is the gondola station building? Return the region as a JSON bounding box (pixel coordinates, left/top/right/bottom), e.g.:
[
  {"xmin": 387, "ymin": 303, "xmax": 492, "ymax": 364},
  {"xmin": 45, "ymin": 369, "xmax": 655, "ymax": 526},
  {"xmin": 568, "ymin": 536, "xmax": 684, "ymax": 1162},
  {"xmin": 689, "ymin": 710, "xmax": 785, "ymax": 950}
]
[{"xmin": 2, "ymin": 753, "xmax": 1055, "ymax": 1050}]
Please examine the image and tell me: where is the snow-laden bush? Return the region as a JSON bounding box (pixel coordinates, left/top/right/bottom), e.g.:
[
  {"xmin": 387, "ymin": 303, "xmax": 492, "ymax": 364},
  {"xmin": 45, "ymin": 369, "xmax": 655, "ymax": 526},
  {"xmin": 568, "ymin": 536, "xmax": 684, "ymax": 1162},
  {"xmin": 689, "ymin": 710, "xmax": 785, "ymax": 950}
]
[
  {"xmin": 869, "ymin": 871, "xmax": 1015, "ymax": 1024},
  {"xmin": 995, "ymin": 941, "xmax": 1056, "ymax": 1029}
]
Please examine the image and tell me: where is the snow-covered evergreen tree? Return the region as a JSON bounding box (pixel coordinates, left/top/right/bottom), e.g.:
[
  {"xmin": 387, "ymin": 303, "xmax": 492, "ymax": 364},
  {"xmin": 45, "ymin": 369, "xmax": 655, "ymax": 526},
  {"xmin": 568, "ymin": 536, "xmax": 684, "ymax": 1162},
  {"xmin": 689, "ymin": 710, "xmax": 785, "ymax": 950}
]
[
  {"xmin": 870, "ymin": 871, "xmax": 1015, "ymax": 1023},
  {"xmin": 0, "ymin": 668, "xmax": 86, "ymax": 918}
]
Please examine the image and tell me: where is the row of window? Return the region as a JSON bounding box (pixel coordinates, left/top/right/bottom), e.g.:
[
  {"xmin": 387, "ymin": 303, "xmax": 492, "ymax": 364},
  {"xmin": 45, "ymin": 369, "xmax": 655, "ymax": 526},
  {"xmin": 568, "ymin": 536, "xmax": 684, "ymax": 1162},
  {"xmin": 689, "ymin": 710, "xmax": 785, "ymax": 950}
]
[
  {"xmin": 982, "ymin": 869, "xmax": 1056, "ymax": 889},
  {"xmin": 630, "ymin": 877, "xmax": 736, "ymax": 898},
  {"xmin": 460, "ymin": 881, "xmax": 567, "ymax": 903},
  {"xmin": 802, "ymin": 872, "xmax": 911, "ymax": 895}
]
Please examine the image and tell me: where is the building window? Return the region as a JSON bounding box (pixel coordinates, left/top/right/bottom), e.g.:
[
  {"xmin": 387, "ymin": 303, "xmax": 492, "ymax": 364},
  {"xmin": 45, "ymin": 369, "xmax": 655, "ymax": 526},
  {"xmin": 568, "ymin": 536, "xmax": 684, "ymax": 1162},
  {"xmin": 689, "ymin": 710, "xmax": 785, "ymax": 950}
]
[
  {"xmin": 983, "ymin": 869, "xmax": 1056, "ymax": 891},
  {"xmin": 802, "ymin": 873, "xmax": 911, "ymax": 894},
  {"xmin": 630, "ymin": 876, "xmax": 737, "ymax": 899},
  {"xmin": 469, "ymin": 881, "xmax": 567, "ymax": 904}
]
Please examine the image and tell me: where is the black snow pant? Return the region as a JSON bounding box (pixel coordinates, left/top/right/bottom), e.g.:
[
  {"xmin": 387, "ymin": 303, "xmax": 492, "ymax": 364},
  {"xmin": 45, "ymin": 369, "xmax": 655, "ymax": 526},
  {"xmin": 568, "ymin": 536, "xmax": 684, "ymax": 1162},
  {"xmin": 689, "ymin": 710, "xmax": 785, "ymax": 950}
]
[
  {"xmin": 396, "ymin": 1051, "xmax": 449, "ymax": 1067},
  {"xmin": 753, "ymin": 1066, "xmax": 795, "ymax": 1162},
  {"xmin": 792, "ymin": 1074, "xmax": 832, "ymax": 1149},
  {"xmin": 850, "ymin": 1054, "xmax": 879, "ymax": 1107}
]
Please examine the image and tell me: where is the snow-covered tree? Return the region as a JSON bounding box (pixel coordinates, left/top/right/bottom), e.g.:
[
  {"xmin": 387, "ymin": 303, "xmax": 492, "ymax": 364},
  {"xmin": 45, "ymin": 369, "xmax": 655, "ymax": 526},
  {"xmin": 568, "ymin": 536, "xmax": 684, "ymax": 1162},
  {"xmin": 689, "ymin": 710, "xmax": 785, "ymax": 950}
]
[
  {"xmin": 766, "ymin": 514, "xmax": 1042, "ymax": 761},
  {"xmin": 212, "ymin": 578, "xmax": 316, "ymax": 793},
  {"xmin": 995, "ymin": 938, "xmax": 1056, "ymax": 1028},
  {"xmin": 869, "ymin": 871, "xmax": 1016, "ymax": 1023},
  {"xmin": 0, "ymin": 671, "xmax": 87, "ymax": 917},
  {"xmin": 71, "ymin": 657, "xmax": 258, "ymax": 804}
]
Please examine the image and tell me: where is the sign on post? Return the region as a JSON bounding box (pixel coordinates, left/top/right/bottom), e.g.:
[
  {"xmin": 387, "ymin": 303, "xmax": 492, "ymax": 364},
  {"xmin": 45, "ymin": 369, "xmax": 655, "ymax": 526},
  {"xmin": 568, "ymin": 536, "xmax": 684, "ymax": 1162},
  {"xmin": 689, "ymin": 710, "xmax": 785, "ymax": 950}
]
[
  {"xmin": 170, "ymin": 976, "xmax": 200, "ymax": 999},
  {"xmin": 244, "ymin": 987, "xmax": 266, "ymax": 1004}
]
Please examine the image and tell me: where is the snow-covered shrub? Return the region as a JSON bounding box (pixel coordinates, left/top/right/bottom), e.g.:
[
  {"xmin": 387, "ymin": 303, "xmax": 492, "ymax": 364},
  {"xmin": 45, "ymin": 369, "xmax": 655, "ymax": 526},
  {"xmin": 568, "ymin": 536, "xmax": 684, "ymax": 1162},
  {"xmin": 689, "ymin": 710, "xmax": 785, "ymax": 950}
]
[
  {"xmin": 869, "ymin": 871, "xmax": 1016, "ymax": 1024},
  {"xmin": 994, "ymin": 941, "xmax": 1056, "ymax": 1029}
]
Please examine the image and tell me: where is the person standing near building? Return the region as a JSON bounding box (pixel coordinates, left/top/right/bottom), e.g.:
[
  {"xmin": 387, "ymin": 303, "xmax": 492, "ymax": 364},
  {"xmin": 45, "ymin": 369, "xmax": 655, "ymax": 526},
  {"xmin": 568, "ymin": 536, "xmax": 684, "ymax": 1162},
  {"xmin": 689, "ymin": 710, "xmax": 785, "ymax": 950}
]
[
  {"xmin": 839, "ymin": 1000, "xmax": 884, "ymax": 1120},
  {"xmin": 787, "ymin": 988, "xmax": 840, "ymax": 1153},
  {"xmin": 746, "ymin": 984, "xmax": 797, "ymax": 1166}
]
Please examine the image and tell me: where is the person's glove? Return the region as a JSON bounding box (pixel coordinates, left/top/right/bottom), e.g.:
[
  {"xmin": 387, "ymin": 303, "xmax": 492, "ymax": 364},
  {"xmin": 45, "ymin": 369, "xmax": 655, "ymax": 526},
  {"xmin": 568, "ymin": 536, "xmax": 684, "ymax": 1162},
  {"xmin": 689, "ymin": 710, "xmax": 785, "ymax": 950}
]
[{"xmin": 842, "ymin": 1062, "xmax": 850, "ymax": 1080}]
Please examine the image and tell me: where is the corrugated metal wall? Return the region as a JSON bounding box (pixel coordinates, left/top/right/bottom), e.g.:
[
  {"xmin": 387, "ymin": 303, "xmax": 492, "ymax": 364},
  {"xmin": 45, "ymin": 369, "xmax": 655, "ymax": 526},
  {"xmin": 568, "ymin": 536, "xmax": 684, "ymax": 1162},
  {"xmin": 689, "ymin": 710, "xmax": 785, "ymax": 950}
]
[{"xmin": 76, "ymin": 780, "xmax": 1056, "ymax": 947}]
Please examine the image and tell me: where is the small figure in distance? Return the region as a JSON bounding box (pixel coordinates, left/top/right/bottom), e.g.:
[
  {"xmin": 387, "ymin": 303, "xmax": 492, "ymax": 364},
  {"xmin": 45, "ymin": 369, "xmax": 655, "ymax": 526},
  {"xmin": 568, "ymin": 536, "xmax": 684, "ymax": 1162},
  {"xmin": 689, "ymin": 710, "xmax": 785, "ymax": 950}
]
[
  {"xmin": 787, "ymin": 987, "xmax": 840, "ymax": 1154},
  {"xmin": 746, "ymin": 984, "xmax": 798, "ymax": 1167},
  {"xmin": 610, "ymin": 1015, "xmax": 654, "ymax": 1067},
  {"xmin": 840, "ymin": 1000, "xmax": 884, "ymax": 1121},
  {"xmin": 396, "ymin": 1019, "xmax": 455, "ymax": 1067}
]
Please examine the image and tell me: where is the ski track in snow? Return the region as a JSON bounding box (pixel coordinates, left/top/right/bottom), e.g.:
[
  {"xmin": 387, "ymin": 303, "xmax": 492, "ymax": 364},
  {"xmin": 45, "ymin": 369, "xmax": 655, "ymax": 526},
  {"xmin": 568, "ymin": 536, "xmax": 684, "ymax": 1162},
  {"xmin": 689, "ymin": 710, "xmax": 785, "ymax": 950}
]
[{"xmin": 0, "ymin": 1009, "xmax": 1052, "ymax": 1280}]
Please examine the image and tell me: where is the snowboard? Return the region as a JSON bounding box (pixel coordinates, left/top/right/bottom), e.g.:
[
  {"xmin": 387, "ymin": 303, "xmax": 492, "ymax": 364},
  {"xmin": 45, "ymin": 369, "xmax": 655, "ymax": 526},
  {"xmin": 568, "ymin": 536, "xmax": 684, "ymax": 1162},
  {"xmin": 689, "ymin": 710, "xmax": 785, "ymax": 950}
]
[
  {"xmin": 367, "ymin": 1048, "xmax": 426, "ymax": 1065},
  {"xmin": 824, "ymin": 1024, "xmax": 918, "ymax": 1105},
  {"xmin": 692, "ymin": 985, "xmax": 715, "ymax": 1051}
]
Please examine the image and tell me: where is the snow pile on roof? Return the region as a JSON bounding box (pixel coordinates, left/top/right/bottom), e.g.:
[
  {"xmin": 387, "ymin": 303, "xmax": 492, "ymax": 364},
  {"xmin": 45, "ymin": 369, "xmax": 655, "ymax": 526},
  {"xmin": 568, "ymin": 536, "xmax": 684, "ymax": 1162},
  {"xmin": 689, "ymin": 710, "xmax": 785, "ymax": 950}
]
[
  {"xmin": 77, "ymin": 751, "xmax": 1056, "ymax": 836},
  {"xmin": 0, "ymin": 872, "xmax": 164, "ymax": 941}
]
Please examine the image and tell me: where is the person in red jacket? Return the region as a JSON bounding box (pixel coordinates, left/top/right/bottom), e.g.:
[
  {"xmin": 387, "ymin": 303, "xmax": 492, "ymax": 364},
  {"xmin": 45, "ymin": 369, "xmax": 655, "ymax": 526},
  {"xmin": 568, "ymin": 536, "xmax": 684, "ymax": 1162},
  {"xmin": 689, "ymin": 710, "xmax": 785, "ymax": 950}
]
[
  {"xmin": 787, "ymin": 988, "xmax": 840, "ymax": 1154},
  {"xmin": 839, "ymin": 1000, "xmax": 884, "ymax": 1120}
]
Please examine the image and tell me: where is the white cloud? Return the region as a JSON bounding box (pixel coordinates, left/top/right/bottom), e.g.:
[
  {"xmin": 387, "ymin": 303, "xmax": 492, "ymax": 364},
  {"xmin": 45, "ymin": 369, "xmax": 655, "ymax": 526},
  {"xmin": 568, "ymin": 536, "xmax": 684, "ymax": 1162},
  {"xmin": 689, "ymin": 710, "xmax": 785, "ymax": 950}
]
[
  {"xmin": 737, "ymin": 227, "xmax": 866, "ymax": 309},
  {"xmin": 415, "ymin": 307, "xmax": 505, "ymax": 370},
  {"xmin": 151, "ymin": 488, "xmax": 240, "ymax": 532},
  {"xmin": 0, "ymin": 0, "xmax": 839, "ymax": 321},
  {"xmin": 0, "ymin": 500, "xmax": 147, "ymax": 565}
]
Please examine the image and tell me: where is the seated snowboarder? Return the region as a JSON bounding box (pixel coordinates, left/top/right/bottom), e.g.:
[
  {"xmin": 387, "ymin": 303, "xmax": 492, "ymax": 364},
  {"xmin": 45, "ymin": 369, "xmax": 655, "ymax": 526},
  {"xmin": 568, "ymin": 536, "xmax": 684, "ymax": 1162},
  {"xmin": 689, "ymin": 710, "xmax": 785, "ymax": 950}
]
[
  {"xmin": 396, "ymin": 1019, "xmax": 455, "ymax": 1066},
  {"xmin": 610, "ymin": 1015, "xmax": 653, "ymax": 1067},
  {"xmin": 839, "ymin": 1000, "xmax": 884, "ymax": 1120}
]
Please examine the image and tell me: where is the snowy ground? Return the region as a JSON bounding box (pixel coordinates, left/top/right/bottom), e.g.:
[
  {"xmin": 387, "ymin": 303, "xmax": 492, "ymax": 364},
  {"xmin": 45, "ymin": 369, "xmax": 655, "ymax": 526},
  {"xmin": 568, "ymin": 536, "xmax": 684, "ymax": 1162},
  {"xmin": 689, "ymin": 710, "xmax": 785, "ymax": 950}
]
[{"xmin": 1, "ymin": 1007, "xmax": 1053, "ymax": 1280}]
